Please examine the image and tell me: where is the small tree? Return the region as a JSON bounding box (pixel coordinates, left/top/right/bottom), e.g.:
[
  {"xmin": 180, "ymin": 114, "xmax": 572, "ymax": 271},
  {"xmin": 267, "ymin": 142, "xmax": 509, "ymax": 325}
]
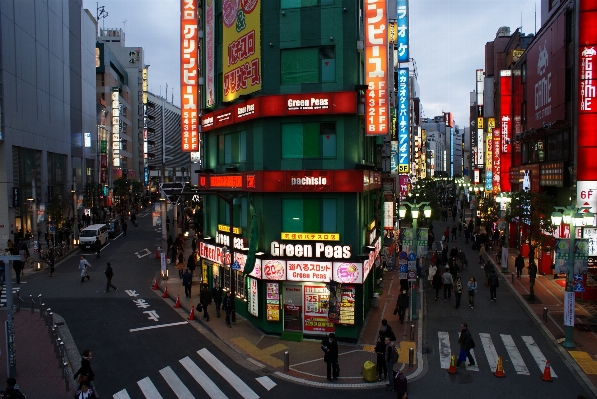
[
  {"xmin": 47, "ymin": 193, "xmax": 68, "ymax": 228},
  {"xmin": 83, "ymin": 181, "xmax": 103, "ymax": 212}
]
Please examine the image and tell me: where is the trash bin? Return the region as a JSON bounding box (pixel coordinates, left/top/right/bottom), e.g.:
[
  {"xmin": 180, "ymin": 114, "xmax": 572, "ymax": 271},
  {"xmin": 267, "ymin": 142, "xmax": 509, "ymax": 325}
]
[{"xmin": 372, "ymin": 293, "xmax": 379, "ymax": 308}]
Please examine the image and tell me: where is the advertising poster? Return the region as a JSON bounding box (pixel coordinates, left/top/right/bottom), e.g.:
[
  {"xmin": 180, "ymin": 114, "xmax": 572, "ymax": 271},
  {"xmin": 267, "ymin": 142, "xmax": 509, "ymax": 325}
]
[
  {"xmin": 564, "ymin": 291, "xmax": 575, "ymax": 326},
  {"xmin": 416, "ymin": 228, "xmax": 428, "ymax": 258},
  {"xmin": 304, "ymin": 285, "xmax": 334, "ymax": 333},
  {"xmin": 327, "ymin": 283, "xmax": 341, "ymax": 324},
  {"xmin": 574, "ymin": 239, "xmax": 589, "ymax": 274},
  {"xmin": 287, "ymin": 261, "xmax": 332, "ymax": 282},
  {"xmin": 36, "ymin": 203, "xmax": 45, "ymax": 223},
  {"xmin": 574, "ymin": 274, "xmax": 585, "ymax": 293},
  {"xmin": 397, "ymin": 68, "xmax": 410, "ymax": 169},
  {"xmin": 262, "ymin": 260, "xmax": 286, "ymax": 280},
  {"xmin": 205, "ymin": 0, "xmax": 215, "ymax": 106},
  {"xmin": 555, "ymin": 239, "xmax": 570, "ymax": 274},
  {"xmin": 402, "ymin": 228, "xmax": 413, "ymax": 254},
  {"xmin": 248, "ymin": 277, "xmax": 258, "ymax": 317},
  {"xmin": 222, "ymin": 0, "xmax": 261, "ymax": 102},
  {"xmin": 233, "ymin": 252, "xmax": 261, "ymax": 279},
  {"xmin": 364, "ymin": 0, "xmax": 388, "ymax": 135},
  {"xmin": 333, "ymin": 262, "xmax": 362, "ymax": 284},
  {"xmin": 338, "ymin": 285, "xmax": 355, "ymax": 325},
  {"xmin": 266, "ymin": 282, "xmax": 280, "ymax": 321}
]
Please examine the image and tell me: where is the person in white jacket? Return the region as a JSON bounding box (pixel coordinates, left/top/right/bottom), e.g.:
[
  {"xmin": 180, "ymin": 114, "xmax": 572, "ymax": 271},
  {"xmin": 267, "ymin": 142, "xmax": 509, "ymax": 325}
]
[
  {"xmin": 79, "ymin": 255, "xmax": 91, "ymax": 283},
  {"xmin": 428, "ymin": 263, "xmax": 437, "ymax": 289}
]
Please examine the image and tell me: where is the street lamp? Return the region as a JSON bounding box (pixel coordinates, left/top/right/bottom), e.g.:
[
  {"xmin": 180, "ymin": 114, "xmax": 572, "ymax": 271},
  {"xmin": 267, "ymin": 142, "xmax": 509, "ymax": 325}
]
[
  {"xmin": 495, "ymin": 193, "xmax": 512, "ymax": 273},
  {"xmin": 398, "ymin": 201, "xmax": 431, "ymax": 321},
  {"xmin": 551, "ymin": 205, "xmax": 595, "ymax": 349}
]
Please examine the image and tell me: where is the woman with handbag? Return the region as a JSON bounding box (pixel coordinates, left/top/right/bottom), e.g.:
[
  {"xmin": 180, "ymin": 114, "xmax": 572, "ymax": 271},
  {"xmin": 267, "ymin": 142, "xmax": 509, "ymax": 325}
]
[{"xmin": 73, "ymin": 349, "xmax": 95, "ymax": 388}]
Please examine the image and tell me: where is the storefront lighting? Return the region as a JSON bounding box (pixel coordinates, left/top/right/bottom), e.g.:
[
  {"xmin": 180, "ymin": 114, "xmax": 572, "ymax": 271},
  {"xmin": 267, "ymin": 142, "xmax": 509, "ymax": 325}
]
[
  {"xmin": 584, "ymin": 212, "xmax": 595, "ymax": 226},
  {"xmin": 255, "ymin": 252, "xmax": 265, "ymax": 256},
  {"xmin": 204, "ymin": 236, "xmax": 212, "ymax": 240}
]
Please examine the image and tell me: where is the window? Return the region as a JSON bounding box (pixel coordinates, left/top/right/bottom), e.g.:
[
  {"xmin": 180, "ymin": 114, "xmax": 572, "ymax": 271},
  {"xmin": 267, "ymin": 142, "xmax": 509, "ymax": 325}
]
[
  {"xmin": 281, "ymin": 0, "xmax": 334, "ymax": 9},
  {"xmin": 218, "ymin": 197, "xmax": 247, "ymax": 228},
  {"xmin": 281, "ymin": 47, "xmax": 335, "ymax": 84},
  {"xmin": 282, "ymin": 122, "xmax": 336, "ymax": 158},
  {"xmin": 282, "ymin": 198, "xmax": 336, "ymax": 232},
  {"xmin": 218, "ymin": 131, "xmax": 246, "ymax": 164},
  {"xmin": 521, "ymin": 62, "xmax": 526, "ymax": 84}
]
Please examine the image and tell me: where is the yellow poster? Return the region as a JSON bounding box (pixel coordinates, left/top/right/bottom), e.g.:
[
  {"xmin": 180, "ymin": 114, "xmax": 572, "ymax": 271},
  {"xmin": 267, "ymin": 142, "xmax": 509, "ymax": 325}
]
[{"xmin": 222, "ymin": 0, "xmax": 261, "ymax": 102}]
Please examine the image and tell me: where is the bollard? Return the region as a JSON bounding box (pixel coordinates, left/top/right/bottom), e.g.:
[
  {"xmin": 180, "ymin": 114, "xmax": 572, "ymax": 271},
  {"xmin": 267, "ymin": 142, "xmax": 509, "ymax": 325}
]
[
  {"xmin": 284, "ymin": 351, "xmax": 290, "ymax": 371},
  {"xmin": 63, "ymin": 362, "xmax": 71, "ymax": 392},
  {"xmin": 410, "ymin": 324, "xmax": 415, "ymax": 341},
  {"xmin": 543, "ymin": 307, "xmax": 548, "ymax": 322},
  {"xmin": 40, "ymin": 303, "xmax": 45, "ymax": 319},
  {"xmin": 409, "ymin": 347, "xmax": 414, "ymax": 367},
  {"xmin": 30, "ymin": 294, "xmax": 34, "ymax": 313},
  {"xmin": 58, "ymin": 341, "xmax": 64, "ymax": 368}
]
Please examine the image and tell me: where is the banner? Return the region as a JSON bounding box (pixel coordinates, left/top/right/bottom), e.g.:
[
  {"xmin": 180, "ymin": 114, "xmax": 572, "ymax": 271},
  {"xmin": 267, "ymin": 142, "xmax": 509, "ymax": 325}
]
[
  {"xmin": 397, "ymin": 68, "xmax": 409, "ymax": 168},
  {"xmin": 574, "ymin": 239, "xmax": 589, "ymax": 274},
  {"xmin": 205, "ymin": 0, "xmax": 215, "ymax": 106},
  {"xmin": 181, "ymin": 0, "xmax": 199, "ymax": 151},
  {"xmin": 564, "ymin": 291, "xmax": 575, "ymax": 327},
  {"xmin": 396, "ymin": 0, "xmax": 409, "ymax": 62},
  {"xmin": 304, "ymin": 285, "xmax": 335, "ymax": 333},
  {"xmin": 248, "ymin": 277, "xmax": 258, "ymax": 317},
  {"xmin": 554, "ymin": 239, "xmax": 570, "ymax": 274},
  {"xmin": 222, "ymin": 0, "xmax": 261, "ymax": 102},
  {"xmin": 401, "ymin": 228, "xmax": 414, "ymax": 254},
  {"xmin": 416, "ymin": 228, "xmax": 428, "ymax": 257}
]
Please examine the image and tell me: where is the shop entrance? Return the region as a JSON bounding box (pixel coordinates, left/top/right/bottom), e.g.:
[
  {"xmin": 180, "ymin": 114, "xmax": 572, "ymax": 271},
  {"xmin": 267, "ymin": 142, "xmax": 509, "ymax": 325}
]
[
  {"xmin": 283, "ymin": 283, "xmax": 335, "ymax": 335},
  {"xmin": 283, "ymin": 284, "xmax": 303, "ymax": 331}
]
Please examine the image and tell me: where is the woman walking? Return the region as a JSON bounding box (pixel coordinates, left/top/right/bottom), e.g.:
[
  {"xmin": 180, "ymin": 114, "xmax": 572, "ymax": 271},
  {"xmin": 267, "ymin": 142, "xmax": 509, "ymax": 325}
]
[
  {"xmin": 73, "ymin": 349, "xmax": 95, "ymax": 388},
  {"xmin": 432, "ymin": 268, "xmax": 443, "ymax": 301},
  {"xmin": 467, "ymin": 277, "xmax": 477, "ymax": 309},
  {"xmin": 176, "ymin": 253, "xmax": 185, "ymax": 279},
  {"xmin": 454, "ymin": 276, "xmax": 463, "ymax": 309},
  {"xmin": 428, "ymin": 262, "xmax": 437, "ymax": 290}
]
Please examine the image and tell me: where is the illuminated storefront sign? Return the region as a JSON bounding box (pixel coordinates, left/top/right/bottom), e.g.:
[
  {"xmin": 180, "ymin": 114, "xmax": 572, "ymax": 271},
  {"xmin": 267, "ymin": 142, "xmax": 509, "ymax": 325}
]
[
  {"xmin": 287, "ymin": 261, "xmax": 332, "ymax": 282},
  {"xmin": 142, "ymin": 67, "xmax": 149, "ymax": 185},
  {"xmin": 493, "ymin": 128, "xmax": 501, "ymax": 194},
  {"xmin": 181, "ymin": 0, "xmax": 199, "ymax": 151},
  {"xmin": 210, "ymin": 175, "xmax": 243, "ymax": 189},
  {"xmin": 217, "ymin": 224, "xmax": 242, "ymax": 235},
  {"xmin": 111, "ymin": 88, "xmax": 120, "ymax": 167},
  {"xmin": 485, "ymin": 131, "xmax": 493, "ymax": 191},
  {"xmin": 281, "ymin": 233, "xmax": 339, "ymax": 241},
  {"xmin": 500, "ymin": 70, "xmax": 512, "ymax": 191},
  {"xmin": 365, "ymin": 0, "xmax": 388, "ymax": 135},
  {"xmin": 397, "ymin": 0, "xmax": 409, "ymax": 63},
  {"xmin": 333, "ymin": 262, "xmax": 363, "ymax": 284},
  {"xmin": 222, "ymin": 0, "xmax": 261, "ymax": 101},
  {"xmin": 398, "ymin": 68, "xmax": 409, "ymax": 171},
  {"xmin": 270, "ymin": 241, "xmax": 351, "ymax": 259},
  {"xmin": 205, "ymin": 0, "xmax": 215, "ymax": 107}
]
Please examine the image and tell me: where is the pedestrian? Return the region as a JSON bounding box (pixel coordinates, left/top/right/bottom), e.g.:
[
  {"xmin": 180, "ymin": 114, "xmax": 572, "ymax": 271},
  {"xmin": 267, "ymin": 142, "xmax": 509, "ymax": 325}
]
[
  {"xmin": 454, "ymin": 276, "xmax": 463, "ymax": 308},
  {"xmin": 488, "ymin": 270, "xmax": 499, "ymax": 301},
  {"xmin": 187, "ymin": 252, "xmax": 197, "ymax": 276},
  {"xmin": 456, "ymin": 322, "xmax": 475, "ymax": 367},
  {"xmin": 167, "ymin": 234, "xmax": 173, "ymax": 252},
  {"xmin": 479, "ymin": 242, "xmax": 486, "ymax": 263},
  {"xmin": 451, "ymin": 225, "xmax": 457, "ymax": 241},
  {"xmin": 11, "ymin": 247, "xmax": 23, "ymax": 285},
  {"xmin": 73, "ymin": 381, "xmax": 97, "ymax": 399},
  {"xmin": 182, "ymin": 268, "xmax": 192, "ymax": 298},
  {"xmin": 458, "ymin": 222, "xmax": 463, "ymax": 237},
  {"xmin": 484, "ymin": 260, "xmax": 495, "ymax": 286},
  {"xmin": 529, "ymin": 261, "xmax": 537, "ymax": 286},
  {"xmin": 441, "ymin": 245, "xmax": 448, "ymax": 265},
  {"xmin": 467, "ymin": 277, "xmax": 477, "ymax": 309},
  {"xmin": 515, "ymin": 253, "xmax": 525, "ymax": 279},
  {"xmin": 464, "ymin": 228, "xmax": 470, "ymax": 244},
  {"xmin": 170, "ymin": 242, "xmax": 178, "ymax": 264},
  {"xmin": 379, "ymin": 319, "xmax": 396, "ymax": 341},
  {"xmin": 4, "ymin": 378, "xmax": 26, "ymax": 399},
  {"xmin": 442, "ymin": 266, "xmax": 453, "ymax": 301},
  {"xmin": 79, "ymin": 256, "xmax": 91, "ymax": 283},
  {"xmin": 444, "ymin": 227, "xmax": 450, "ymax": 244},
  {"xmin": 432, "ymin": 269, "xmax": 443, "ymax": 301},
  {"xmin": 175, "ymin": 253, "xmax": 185, "ymax": 279},
  {"xmin": 94, "ymin": 236, "xmax": 101, "ymax": 259},
  {"xmin": 47, "ymin": 248, "xmax": 55, "ymax": 277},
  {"xmin": 122, "ymin": 220, "xmax": 127, "ymax": 236},
  {"xmin": 427, "ymin": 262, "xmax": 437, "ymax": 289},
  {"xmin": 131, "ymin": 212, "xmax": 137, "ymax": 227},
  {"xmin": 223, "ymin": 290, "xmax": 235, "ymax": 327},
  {"xmin": 200, "ymin": 283, "xmax": 212, "ymax": 321},
  {"xmin": 394, "ymin": 289, "xmax": 409, "ymax": 324},
  {"xmin": 73, "ymin": 349, "xmax": 95, "ymax": 388},
  {"xmin": 212, "ymin": 282, "xmax": 223, "ymax": 318},
  {"xmin": 457, "ymin": 249, "xmax": 468, "ymax": 270},
  {"xmin": 384, "ymin": 336, "xmax": 398, "ymax": 390},
  {"xmin": 166, "ymin": 216, "xmax": 170, "ymax": 232},
  {"xmin": 104, "ymin": 262, "xmax": 117, "ymax": 292},
  {"xmin": 374, "ymin": 336, "xmax": 387, "ymax": 381},
  {"xmin": 321, "ymin": 332, "xmax": 339, "ymax": 381},
  {"xmin": 427, "ymin": 230, "xmax": 435, "ymax": 251}
]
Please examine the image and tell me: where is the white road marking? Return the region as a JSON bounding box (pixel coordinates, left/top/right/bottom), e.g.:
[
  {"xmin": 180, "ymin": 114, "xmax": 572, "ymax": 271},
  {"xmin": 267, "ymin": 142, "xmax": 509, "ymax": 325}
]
[
  {"xmin": 501, "ymin": 334, "xmax": 530, "ymax": 375},
  {"xmin": 179, "ymin": 356, "xmax": 227, "ymax": 399},
  {"xmin": 522, "ymin": 335, "xmax": 557, "ymax": 378},
  {"xmin": 113, "ymin": 389, "xmax": 132, "ymax": 399},
  {"xmin": 159, "ymin": 366, "xmax": 194, "ymax": 398},
  {"xmin": 438, "ymin": 331, "xmax": 451, "ymax": 369},
  {"xmin": 255, "ymin": 376, "xmax": 276, "ymax": 391},
  {"xmin": 479, "ymin": 333, "xmax": 499, "ymax": 373},
  {"xmin": 137, "ymin": 377, "xmax": 163, "ymax": 399},
  {"xmin": 198, "ymin": 348, "xmax": 259, "ymax": 399},
  {"xmin": 130, "ymin": 321, "xmax": 188, "ymax": 332},
  {"xmin": 136, "ymin": 248, "xmax": 151, "ymax": 258}
]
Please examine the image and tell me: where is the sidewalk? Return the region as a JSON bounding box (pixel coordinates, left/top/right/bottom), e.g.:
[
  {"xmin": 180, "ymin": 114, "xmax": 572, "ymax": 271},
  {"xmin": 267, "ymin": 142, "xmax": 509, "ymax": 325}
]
[
  {"xmin": 154, "ymin": 234, "xmax": 423, "ymax": 389},
  {"xmin": 486, "ymin": 245, "xmax": 597, "ymax": 397}
]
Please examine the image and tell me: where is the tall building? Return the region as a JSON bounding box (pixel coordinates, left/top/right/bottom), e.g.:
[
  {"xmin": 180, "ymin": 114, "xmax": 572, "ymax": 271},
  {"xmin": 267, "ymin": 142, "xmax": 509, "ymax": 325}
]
[{"xmin": 0, "ymin": 1, "xmax": 96, "ymax": 244}]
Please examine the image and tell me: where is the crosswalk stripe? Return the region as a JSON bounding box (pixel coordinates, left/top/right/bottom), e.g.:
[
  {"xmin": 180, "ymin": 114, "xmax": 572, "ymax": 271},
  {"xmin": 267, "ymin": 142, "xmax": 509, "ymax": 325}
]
[
  {"xmin": 137, "ymin": 377, "xmax": 163, "ymax": 399},
  {"xmin": 179, "ymin": 356, "xmax": 227, "ymax": 399},
  {"xmin": 255, "ymin": 376, "xmax": 276, "ymax": 391},
  {"xmin": 501, "ymin": 334, "xmax": 530, "ymax": 375},
  {"xmin": 113, "ymin": 389, "xmax": 132, "ymax": 399},
  {"xmin": 198, "ymin": 348, "xmax": 259, "ymax": 399},
  {"xmin": 438, "ymin": 331, "xmax": 451, "ymax": 369},
  {"xmin": 160, "ymin": 366, "xmax": 195, "ymax": 399},
  {"xmin": 479, "ymin": 333, "xmax": 499, "ymax": 373},
  {"xmin": 522, "ymin": 336, "xmax": 557, "ymax": 378}
]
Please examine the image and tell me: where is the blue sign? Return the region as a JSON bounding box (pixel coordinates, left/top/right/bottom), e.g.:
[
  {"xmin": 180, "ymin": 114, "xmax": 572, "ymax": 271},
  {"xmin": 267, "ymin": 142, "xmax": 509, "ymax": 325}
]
[
  {"xmin": 391, "ymin": 141, "xmax": 398, "ymax": 175},
  {"xmin": 398, "ymin": 68, "xmax": 409, "ymax": 173},
  {"xmin": 407, "ymin": 252, "xmax": 416, "ymax": 261},
  {"xmin": 231, "ymin": 260, "xmax": 241, "ymax": 271},
  {"xmin": 574, "ymin": 274, "xmax": 585, "ymax": 293},
  {"xmin": 397, "ymin": 0, "xmax": 409, "ymax": 63},
  {"xmin": 399, "ymin": 264, "xmax": 408, "ymax": 273}
]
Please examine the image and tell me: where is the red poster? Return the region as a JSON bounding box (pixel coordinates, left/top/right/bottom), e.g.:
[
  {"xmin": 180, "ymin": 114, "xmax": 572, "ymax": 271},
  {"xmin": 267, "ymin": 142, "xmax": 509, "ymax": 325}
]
[{"xmin": 303, "ymin": 285, "xmax": 335, "ymax": 333}]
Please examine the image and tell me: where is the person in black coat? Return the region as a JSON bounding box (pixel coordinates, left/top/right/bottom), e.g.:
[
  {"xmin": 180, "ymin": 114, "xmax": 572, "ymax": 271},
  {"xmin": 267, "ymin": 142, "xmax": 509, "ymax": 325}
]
[
  {"xmin": 73, "ymin": 349, "xmax": 95, "ymax": 388},
  {"xmin": 456, "ymin": 322, "xmax": 475, "ymax": 367},
  {"xmin": 187, "ymin": 253, "xmax": 197, "ymax": 276},
  {"xmin": 199, "ymin": 284, "xmax": 212, "ymax": 321},
  {"xmin": 515, "ymin": 253, "xmax": 525, "ymax": 279},
  {"xmin": 321, "ymin": 332, "xmax": 339, "ymax": 381},
  {"xmin": 222, "ymin": 290, "xmax": 235, "ymax": 327},
  {"xmin": 212, "ymin": 282, "xmax": 223, "ymax": 318},
  {"xmin": 432, "ymin": 270, "xmax": 443, "ymax": 301},
  {"xmin": 374, "ymin": 336, "xmax": 387, "ymax": 381},
  {"xmin": 395, "ymin": 289, "xmax": 409, "ymax": 324},
  {"xmin": 94, "ymin": 237, "xmax": 102, "ymax": 259}
]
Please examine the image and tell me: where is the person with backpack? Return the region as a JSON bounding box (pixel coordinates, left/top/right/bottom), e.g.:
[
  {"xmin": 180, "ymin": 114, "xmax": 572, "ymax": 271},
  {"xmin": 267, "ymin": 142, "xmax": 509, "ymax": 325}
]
[
  {"xmin": 488, "ymin": 270, "xmax": 499, "ymax": 301},
  {"xmin": 456, "ymin": 322, "xmax": 475, "ymax": 367},
  {"xmin": 384, "ymin": 336, "xmax": 399, "ymax": 390}
]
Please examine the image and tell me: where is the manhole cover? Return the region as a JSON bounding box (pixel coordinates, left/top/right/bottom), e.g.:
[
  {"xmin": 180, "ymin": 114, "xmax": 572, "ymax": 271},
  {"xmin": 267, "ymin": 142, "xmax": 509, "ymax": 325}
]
[{"xmin": 445, "ymin": 372, "xmax": 474, "ymax": 384}]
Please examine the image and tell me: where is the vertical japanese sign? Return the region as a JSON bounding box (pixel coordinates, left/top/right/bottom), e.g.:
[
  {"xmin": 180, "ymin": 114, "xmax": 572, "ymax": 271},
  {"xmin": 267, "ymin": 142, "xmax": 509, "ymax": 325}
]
[
  {"xmin": 500, "ymin": 70, "xmax": 512, "ymax": 191},
  {"xmin": 384, "ymin": 201, "xmax": 394, "ymax": 230},
  {"xmin": 476, "ymin": 116, "xmax": 484, "ymax": 167},
  {"xmin": 205, "ymin": 0, "xmax": 215, "ymax": 107},
  {"xmin": 398, "ymin": 68, "xmax": 409, "ymax": 171},
  {"xmin": 365, "ymin": 0, "xmax": 388, "ymax": 135},
  {"xmin": 248, "ymin": 277, "xmax": 259, "ymax": 317},
  {"xmin": 222, "ymin": 0, "xmax": 261, "ymax": 102},
  {"xmin": 181, "ymin": 0, "xmax": 199, "ymax": 151},
  {"xmin": 486, "ymin": 118, "xmax": 495, "ymax": 191},
  {"xmin": 142, "ymin": 68, "xmax": 149, "ymax": 186},
  {"xmin": 111, "ymin": 87, "xmax": 120, "ymax": 167},
  {"xmin": 450, "ymin": 127, "xmax": 454, "ymax": 178},
  {"xmin": 397, "ymin": 0, "xmax": 409, "ymax": 62},
  {"xmin": 492, "ymin": 128, "xmax": 501, "ymax": 194},
  {"xmin": 391, "ymin": 108, "xmax": 398, "ymax": 174}
]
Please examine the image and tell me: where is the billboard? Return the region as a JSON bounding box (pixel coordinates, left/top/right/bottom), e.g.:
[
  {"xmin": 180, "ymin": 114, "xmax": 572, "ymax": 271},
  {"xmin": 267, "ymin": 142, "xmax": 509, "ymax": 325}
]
[
  {"xmin": 181, "ymin": 0, "xmax": 199, "ymax": 152},
  {"xmin": 397, "ymin": 0, "xmax": 409, "ymax": 63},
  {"xmin": 365, "ymin": 0, "xmax": 388, "ymax": 135},
  {"xmin": 222, "ymin": 0, "xmax": 262, "ymax": 102},
  {"xmin": 111, "ymin": 87, "xmax": 120, "ymax": 167},
  {"xmin": 499, "ymin": 70, "xmax": 512, "ymax": 192},
  {"xmin": 398, "ymin": 68, "xmax": 409, "ymax": 171},
  {"xmin": 205, "ymin": 0, "xmax": 215, "ymax": 107},
  {"xmin": 485, "ymin": 130, "xmax": 493, "ymax": 191},
  {"xmin": 493, "ymin": 128, "xmax": 501, "ymax": 194}
]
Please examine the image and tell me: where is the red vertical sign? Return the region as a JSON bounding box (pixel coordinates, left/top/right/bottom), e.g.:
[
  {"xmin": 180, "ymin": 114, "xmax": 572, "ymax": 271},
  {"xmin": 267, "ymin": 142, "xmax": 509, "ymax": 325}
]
[
  {"xmin": 364, "ymin": 0, "xmax": 388, "ymax": 135},
  {"xmin": 500, "ymin": 71, "xmax": 512, "ymax": 191},
  {"xmin": 181, "ymin": 0, "xmax": 199, "ymax": 151}
]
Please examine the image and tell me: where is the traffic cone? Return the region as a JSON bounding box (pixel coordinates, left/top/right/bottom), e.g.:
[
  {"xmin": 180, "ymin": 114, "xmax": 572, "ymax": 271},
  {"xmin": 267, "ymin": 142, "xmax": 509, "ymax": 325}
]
[
  {"xmin": 188, "ymin": 306, "xmax": 195, "ymax": 320},
  {"xmin": 162, "ymin": 285, "xmax": 169, "ymax": 298},
  {"xmin": 494, "ymin": 356, "xmax": 505, "ymax": 378},
  {"xmin": 541, "ymin": 360, "xmax": 553, "ymax": 382},
  {"xmin": 447, "ymin": 354, "xmax": 458, "ymax": 374},
  {"xmin": 155, "ymin": 248, "xmax": 160, "ymax": 259},
  {"xmin": 173, "ymin": 294, "xmax": 181, "ymax": 308},
  {"xmin": 152, "ymin": 279, "xmax": 159, "ymax": 290}
]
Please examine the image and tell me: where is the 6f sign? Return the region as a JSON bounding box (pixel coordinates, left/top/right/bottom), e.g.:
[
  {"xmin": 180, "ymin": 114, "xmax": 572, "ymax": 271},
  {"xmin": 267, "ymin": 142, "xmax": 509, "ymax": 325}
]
[{"xmin": 577, "ymin": 181, "xmax": 597, "ymax": 214}]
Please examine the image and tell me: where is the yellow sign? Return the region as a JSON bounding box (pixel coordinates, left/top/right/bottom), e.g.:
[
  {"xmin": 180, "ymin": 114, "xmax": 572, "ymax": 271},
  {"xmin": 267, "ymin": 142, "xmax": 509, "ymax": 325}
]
[
  {"xmin": 281, "ymin": 232, "xmax": 340, "ymax": 241},
  {"xmin": 477, "ymin": 117, "xmax": 484, "ymax": 129},
  {"xmin": 487, "ymin": 117, "xmax": 496, "ymax": 133},
  {"xmin": 218, "ymin": 224, "xmax": 242, "ymax": 235},
  {"xmin": 222, "ymin": 0, "xmax": 262, "ymax": 102},
  {"xmin": 388, "ymin": 21, "xmax": 397, "ymax": 44}
]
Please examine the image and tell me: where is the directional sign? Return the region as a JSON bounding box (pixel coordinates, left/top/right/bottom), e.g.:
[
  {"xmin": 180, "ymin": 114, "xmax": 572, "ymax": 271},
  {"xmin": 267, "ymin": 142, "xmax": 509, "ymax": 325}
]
[
  {"xmin": 231, "ymin": 260, "xmax": 241, "ymax": 271},
  {"xmin": 407, "ymin": 252, "xmax": 416, "ymax": 261},
  {"xmin": 577, "ymin": 181, "xmax": 597, "ymax": 215},
  {"xmin": 399, "ymin": 264, "xmax": 408, "ymax": 273},
  {"xmin": 407, "ymin": 270, "xmax": 416, "ymax": 282},
  {"xmin": 160, "ymin": 182, "xmax": 185, "ymax": 204}
]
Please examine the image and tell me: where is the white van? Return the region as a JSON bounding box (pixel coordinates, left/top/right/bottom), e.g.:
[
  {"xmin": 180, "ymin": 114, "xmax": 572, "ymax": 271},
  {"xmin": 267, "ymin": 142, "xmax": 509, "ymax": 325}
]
[{"xmin": 79, "ymin": 224, "xmax": 109, "ymax": 249}]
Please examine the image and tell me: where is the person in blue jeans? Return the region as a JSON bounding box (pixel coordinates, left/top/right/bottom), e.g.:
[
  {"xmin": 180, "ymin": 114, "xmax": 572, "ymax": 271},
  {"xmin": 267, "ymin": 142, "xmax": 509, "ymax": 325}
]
[{"xmin": 223, "ymin": 290, "xmax": 235, "ymax": 328}]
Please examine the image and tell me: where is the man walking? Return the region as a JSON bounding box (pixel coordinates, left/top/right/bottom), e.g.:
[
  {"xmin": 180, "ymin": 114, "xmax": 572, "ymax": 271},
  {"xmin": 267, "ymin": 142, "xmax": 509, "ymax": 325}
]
[
  {"xmin": 94, "ymin": 236, "xmax": 102, "ymax": 259},
  {"xmin": 385, "ymin": 336, "xmax": 398, "ymax": 390},
  {"xmin": 395, "ymin": 289, "xmax": 409, "ymax": 324},
  {"xmin": 223, "ymin": 290, "xmax": 235, "ymax": 327},
  {"xmin": 122, "ymin": 220, "xmax": 128, "ymax": 236},
  {"xmin": 488, "ymin": 269, "xmax": 499, "ymax": 301},
  {"xmin": 104, "ymin": 262, "xmax": 117, "ymax": 292},
  {"xmin": 212, "ymin": 282, "xmax": 223, "ymax": 318},
  {"xmin": 442, "ymin": 266, "xmax": 454, "ymax": 301},
  {"xmin": 456, "ymin": 322, "xmax": 475, "ymax": 367},
  {"xmin": 515, "ymin": 253, "xmax": 525, "ymax": 279},
  {"xmin": 199, "ymin": 283, "xmax": 212, "ymax": 321},
  {"xmin": 79, "ymin": 255, "xmax": 91, "ymax": 283},
  {"xmin": 182, "ymin": 268, "xmax": 192, "ymax": 298},
  {"xmin": 321, "ymin": 333, "xmax": 339, "ymax": 381}
]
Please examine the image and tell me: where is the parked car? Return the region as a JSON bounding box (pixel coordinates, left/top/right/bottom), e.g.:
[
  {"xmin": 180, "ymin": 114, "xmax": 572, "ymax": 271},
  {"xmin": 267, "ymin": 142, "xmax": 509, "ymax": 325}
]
[{"xmin": 106, "ymin": 219, "xmax": 122, "ymax": 238}]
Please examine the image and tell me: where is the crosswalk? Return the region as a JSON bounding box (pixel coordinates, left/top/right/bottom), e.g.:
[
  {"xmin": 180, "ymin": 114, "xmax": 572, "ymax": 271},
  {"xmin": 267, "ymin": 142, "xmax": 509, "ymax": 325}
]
[
  {"xmin": 113, "ymin": 348, "xmax": 276, "ymax": 398},
  {"xmin": 437, "ymin": 331, "xmax": 558, "ymax": 377},
  {"xmin": 0, "ymin": 286, "xmax": 20, "ymax": 307}
]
